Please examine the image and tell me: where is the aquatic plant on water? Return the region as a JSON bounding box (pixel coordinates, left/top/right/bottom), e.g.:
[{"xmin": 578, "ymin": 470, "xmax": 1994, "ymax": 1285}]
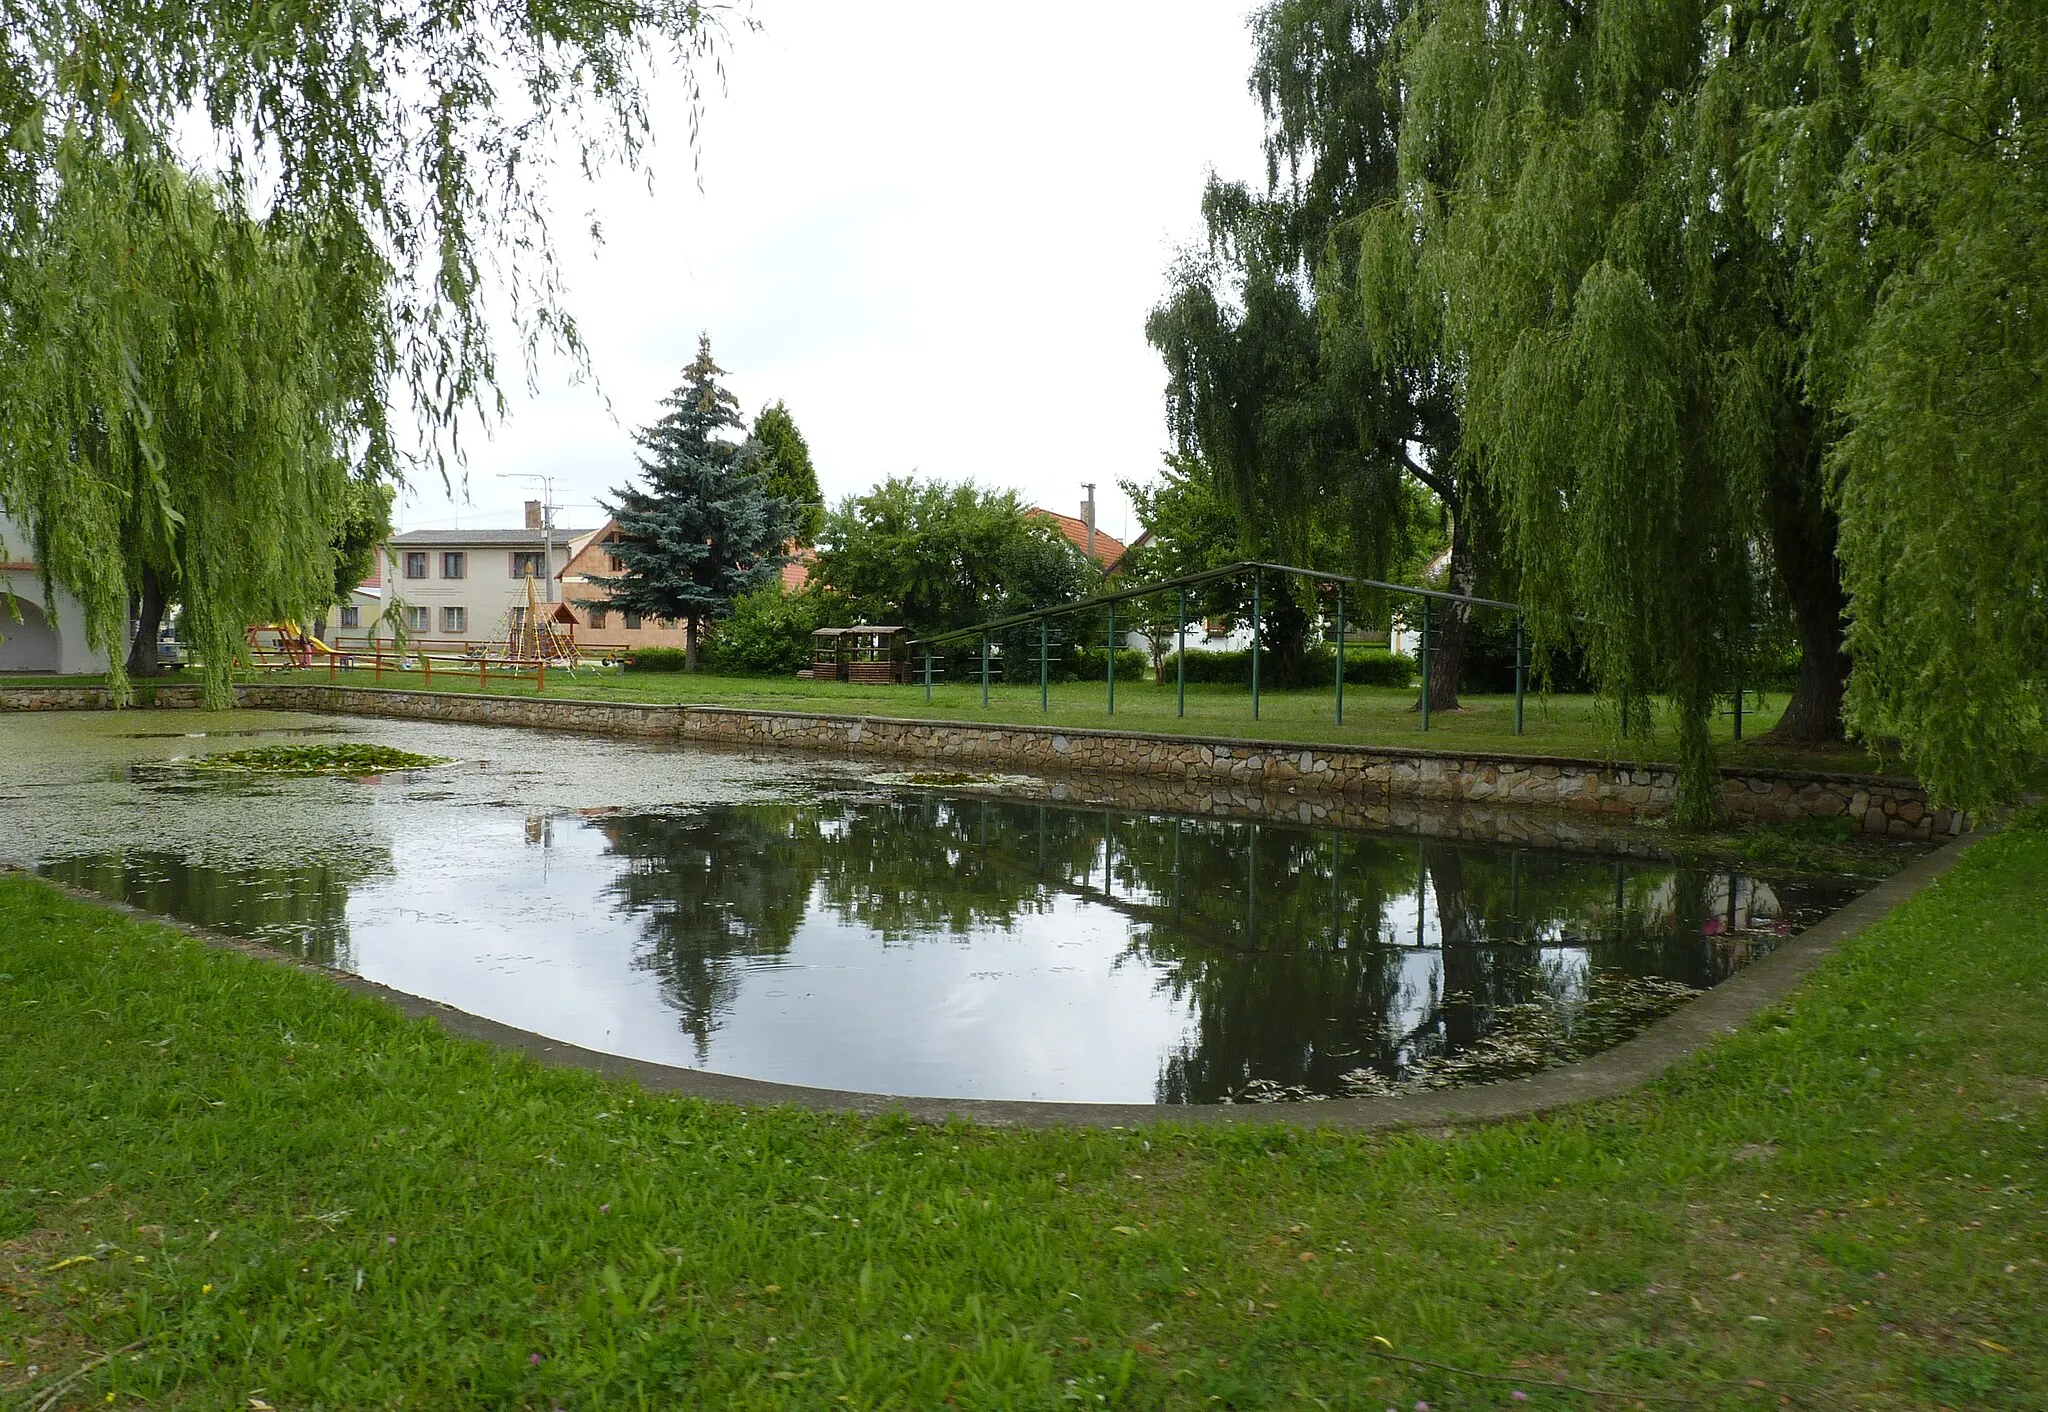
[{"xmin": 172, "ymin": 744, "xmax": 454, "ymax": 777}]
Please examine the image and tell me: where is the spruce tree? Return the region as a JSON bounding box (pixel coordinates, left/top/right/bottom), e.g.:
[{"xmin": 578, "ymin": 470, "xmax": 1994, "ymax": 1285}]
[
  {"xmin": 751, "ymin": 401, "xmax": 825, "ymax": 547},
  {"xmin": 584, "ymin": 336, "xmax": 799, "ymax": 670}
]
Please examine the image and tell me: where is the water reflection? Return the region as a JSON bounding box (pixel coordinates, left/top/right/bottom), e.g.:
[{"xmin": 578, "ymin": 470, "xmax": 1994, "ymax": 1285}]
[
  {"xmin": 33, "ymin": 786, "xmax": 1856, "ymax": 1104},
  {"xmin": 577, "ymin": 794, "xmax": 1848, "ymax": 1101}
]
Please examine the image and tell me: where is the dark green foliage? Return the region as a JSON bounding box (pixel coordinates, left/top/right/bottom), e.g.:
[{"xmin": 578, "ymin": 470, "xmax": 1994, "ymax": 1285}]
[
  {"xmin": 1068, "ymin": 647, "xmax": 1151, "ymax": 682},
  {"xmin": 751, "ymin": 401, "xmax": 825, "ymax": 547},
  {"xmin": 1160, "ymin": 646, "xmax": 1413, "ymax": 690},
  {"xmin": 582, "ymin": 337, "xmax": 800, "ymax": 671},
  {"xmin": 702, "ymin": 585, "xmax": 848, "ymax": 678},
  {"xmin": 813, "ymin": 477, "xmax": 1090, "ymax": 640},
  {"xmin": 331, "ymin": 480, "xmax": 396, "ymax": 604},
  {"xmin": 619, "ymin": 648, "xmax": 691, "ymax": 674},
  {"xmin": 172, "ymin": 745, "xmax": 449, "ymax": 777}
]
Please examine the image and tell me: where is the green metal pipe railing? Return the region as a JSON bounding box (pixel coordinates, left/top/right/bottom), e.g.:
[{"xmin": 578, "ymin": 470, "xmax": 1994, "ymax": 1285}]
[{"xmin": 907, "ymin": 558, "xmax": 1530, "ymax": 736}]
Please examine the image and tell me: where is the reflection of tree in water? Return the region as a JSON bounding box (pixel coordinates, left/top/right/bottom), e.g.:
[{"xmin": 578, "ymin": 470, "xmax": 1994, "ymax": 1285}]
[
  {"xmin": 594, "ymin": 793, "xmax": 1855, "ymax": 1100},
  {"xmin": 39, "ymin": 850, "xmax": 372, "ymax": 967},
  {"xmin": 601, "ymin": 810, "xmax": 819, "ymax": 1060}
]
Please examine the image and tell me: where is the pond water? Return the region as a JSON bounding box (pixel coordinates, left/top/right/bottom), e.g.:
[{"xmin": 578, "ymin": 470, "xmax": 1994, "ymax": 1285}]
[{"xmin": 1, "ymin": 711, "xmax": 1870, "ymax": 1104}]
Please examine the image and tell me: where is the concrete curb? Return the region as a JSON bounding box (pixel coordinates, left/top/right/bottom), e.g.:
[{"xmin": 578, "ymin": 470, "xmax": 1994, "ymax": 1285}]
[{"xmin": 2, "ymin": 826, "xmax": 1980, "ymax": 1131}]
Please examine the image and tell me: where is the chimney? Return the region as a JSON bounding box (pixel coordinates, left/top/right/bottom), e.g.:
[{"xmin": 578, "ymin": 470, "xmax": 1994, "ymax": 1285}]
[
  {"xmin": 524, "ymin": 499, "xmax": 543, "ymax": 530},
  {"xmin": 1080, "ymin": 483, "xmax": 1097, "ymax": 562}
]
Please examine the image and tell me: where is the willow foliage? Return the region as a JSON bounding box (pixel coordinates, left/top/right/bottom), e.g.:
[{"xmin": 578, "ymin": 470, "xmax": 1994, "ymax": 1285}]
[
  {"xmin": 2, "ymin": 159, "xmax": 386, "ymax": 704},
  {"xmin": 1750, "ymin": 0, "xmax": 2048, "ymax": 808},
  {"xmin": 1376, "ymin": 0, "xmax": 2044, "ymax": 819},
  {"xmin": 0, "ymin": 0, "xmax": 716, "ymax": 695}
]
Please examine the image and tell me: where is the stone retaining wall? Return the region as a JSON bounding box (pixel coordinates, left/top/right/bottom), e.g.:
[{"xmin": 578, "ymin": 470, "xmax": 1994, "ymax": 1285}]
[{"xmin": 0, "ymin": 682, "xmax": 1962, "ymax": 837}]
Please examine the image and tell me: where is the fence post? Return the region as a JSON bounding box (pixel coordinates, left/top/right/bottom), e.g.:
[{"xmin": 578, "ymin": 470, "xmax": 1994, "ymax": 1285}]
[
  {"xmin": 423, "ymin": 651, "xmax": 431, "ymax": 689},
  {"xmin": 1419, "ymin": 596, "xmax": 1431, "ymax": 733},
  {"xmin": 1106, "ymin": 604, "xmax": 1115, "ymax": 717},
  {"xmin": 1732, "ymin": 657, "xmax": 1744, "ymax": 741},
  {"xmin": 1334, "ymin": 583, "xmax": 1345, "ymax": 727},
  {"xmin": 1513, "ymin": 614, "xmax": 1526, "ymax": 736},
  {"xmin": 980, "ymin": 633, "xmax": 989, "ymax": 708},
  {"xmin": 1039, "ymin": 616, "xmax": 1049, "ymax": 713},
  {"xmin": 1251, "ymin": 573, "xmax": 1262, "ymax": 722},
  {"xmin": 375, "ymin": 649, "xmax": 383, "ymax": 686},
  {"xmin": 1176, "ymin": 588, "xmax": 1186, "ymax": 718},
  {"xmin": 536, "ymin": 656, "xmax": 545, "ymax": 694},
  {"xmin": 480, "ymin": 655, "xmax": 488, "ymax": 692},
  {"xmin": 924, "ymin": 649, "xmax": 933, "ymax": 704}
]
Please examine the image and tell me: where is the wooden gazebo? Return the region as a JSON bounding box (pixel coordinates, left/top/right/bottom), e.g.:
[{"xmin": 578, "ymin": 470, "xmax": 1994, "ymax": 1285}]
[{"xmin": 807, "ymin": 626, "xmax": 912, "ymax": 683}]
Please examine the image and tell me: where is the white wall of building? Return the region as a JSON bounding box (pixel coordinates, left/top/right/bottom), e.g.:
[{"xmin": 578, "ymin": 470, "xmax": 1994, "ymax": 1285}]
[{"xmin": 0, "ymin": 512, "xmax": 113, "ymax": 675}]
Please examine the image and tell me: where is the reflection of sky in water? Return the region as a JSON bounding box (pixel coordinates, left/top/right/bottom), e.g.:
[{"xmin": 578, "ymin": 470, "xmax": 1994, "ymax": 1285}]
[{"xmin": 5, "ymin": 711, "xmax": 1865, "ymax": 1104}]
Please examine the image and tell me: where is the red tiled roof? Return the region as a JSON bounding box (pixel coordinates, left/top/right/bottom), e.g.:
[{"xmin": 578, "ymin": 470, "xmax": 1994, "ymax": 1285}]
[
  {"xmin": 358, "ymin": 571, "xmax": 381, "ymax": 589},
  {"xmin": 779, "ymin": 547, "xmax": 816, "ymax": 592},
  {"xmin": 1026, "ymin": 508, "xmax": 1126, "ymax": 566}
]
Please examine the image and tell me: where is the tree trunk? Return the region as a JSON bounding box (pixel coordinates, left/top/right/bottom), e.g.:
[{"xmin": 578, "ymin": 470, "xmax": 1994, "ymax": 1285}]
[
  {"xmin": 1762, "ymin": 439, "xmax": 1850, "ymax": 744},
  {"xmin": 685, "ymin": 617, "xmax": 700, "ymax": 672},
  {"xmin": 125, "ymin": 565, "xmax": 168, "ymax": 678},
  {"xmin": 1421, "ymin": 502, "xmax": 1473, "ymax": 713}
]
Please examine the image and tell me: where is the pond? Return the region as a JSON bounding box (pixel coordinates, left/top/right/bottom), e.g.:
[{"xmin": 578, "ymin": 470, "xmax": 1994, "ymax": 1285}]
[{"xmin": 1, "ymin": 711, "xmax": 1876, "ymax": 1104}]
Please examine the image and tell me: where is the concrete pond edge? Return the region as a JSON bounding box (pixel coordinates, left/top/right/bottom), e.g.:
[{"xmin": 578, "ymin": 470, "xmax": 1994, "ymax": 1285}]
[{"xmin": 2, "ymin": 826, "xmax": 1981, "ymax": 1132}]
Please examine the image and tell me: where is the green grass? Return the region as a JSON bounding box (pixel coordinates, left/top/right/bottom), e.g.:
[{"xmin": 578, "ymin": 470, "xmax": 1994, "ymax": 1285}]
[
  {"xmin": 4, "ymin": 816, "xmax": 2046, "ymax": 1408},
  {"xmin": 37, "ymin": 662, "xmax": 1890, "ymax": 777}
]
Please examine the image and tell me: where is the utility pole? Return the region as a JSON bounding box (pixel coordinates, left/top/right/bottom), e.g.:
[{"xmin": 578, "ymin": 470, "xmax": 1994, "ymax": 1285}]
[{"xmin": 498, "ymin": 473, "xmax": 558, "ymax": 602}]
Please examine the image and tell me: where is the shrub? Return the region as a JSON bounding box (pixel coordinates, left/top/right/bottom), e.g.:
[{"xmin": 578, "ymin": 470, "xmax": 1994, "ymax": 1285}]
[
  {"xmin": 619, "ymin": 647, "xmax": 690, "ymax": 673},
  {"xmin": 701, "ymin": 584, "xmax": 844, "ymax": 677},
  {"xmin": 1069, "ymin": 647, "xmax": 1151, "ymax": 681},
  {"xmin": 1157, "ymin": 646, "xmax": 1414, "ymax": 689}
]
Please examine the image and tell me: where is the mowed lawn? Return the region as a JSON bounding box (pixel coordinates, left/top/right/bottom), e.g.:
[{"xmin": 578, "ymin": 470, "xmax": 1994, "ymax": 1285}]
[
  {"xmin": 3, "ymin": 814, "xmax": 2045, "ymax": 1408},
  {"xmin": 17, "ymin": 663, "xmax": 1895, "ymax": 777}
]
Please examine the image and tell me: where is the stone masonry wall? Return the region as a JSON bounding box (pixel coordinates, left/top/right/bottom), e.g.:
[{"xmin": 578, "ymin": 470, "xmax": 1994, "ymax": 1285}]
[{"xmin": 0, "ymin": 683, "xmax": 1963, "ymax": 838}]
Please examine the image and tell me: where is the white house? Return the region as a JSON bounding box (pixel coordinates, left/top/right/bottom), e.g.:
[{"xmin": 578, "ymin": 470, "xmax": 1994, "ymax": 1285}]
[
  {"xmin": 381, "ymin": 503, "xmax": 592, "ymax": 645},
  {"xmin": 0, "ymin": 511, "xmax": 114, "ymax": 675}
]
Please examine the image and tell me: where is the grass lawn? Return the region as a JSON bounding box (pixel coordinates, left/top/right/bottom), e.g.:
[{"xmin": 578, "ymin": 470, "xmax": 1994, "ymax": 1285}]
[
  {"xmin": 6, "ymin": 663, "xmax": 1896, "ymax": 777},
  {"xmin": 3, "ymin": 816, "xmax": 2045, "ymax": 1408}
]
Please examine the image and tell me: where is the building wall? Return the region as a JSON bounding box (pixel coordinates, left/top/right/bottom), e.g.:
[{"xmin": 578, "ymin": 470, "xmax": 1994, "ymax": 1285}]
[
  {"xmin": 555, "ymin": 527, "xmax": 696, "ymax": 654},
  {"xmin": 382, "ymin": 540, "xmax": 578, "ymax": 646},
  {"xmin": 0, "ymin": 512, "xmax": 112, "ymax": 675}
]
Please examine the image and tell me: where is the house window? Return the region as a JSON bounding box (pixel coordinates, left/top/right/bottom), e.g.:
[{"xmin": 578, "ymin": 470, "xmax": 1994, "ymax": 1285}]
[
  {"xmin": 588, "ymin": 608, "xmax": 608, "ymax": 629},
  {"xmin": 406, "ymin": 606, "xmax": 430, "ymax": 632},
  {"xmin": 606, "ymin": 535, "xmax": 625, "ymax": 572},
  {"xmin": 623, "ymin": 611, "xmax": 642, "ymax": 631},
  {"xmin": 339, "ymin": 606, "xmax": 361, "ymax": 629},
  {"xmin": 441, "ymin": 551, "xmax": 466, "ymax": 579},
  {"xmin": 403, "ymin": 552, "xmax": 429, "ymax": 580},
  {"xmin": 510, "ymin": 551, "xmax": 546, "ymax": 579},
  {"xmin": 441, "ymin": 606, "xmax": 467, "ymax": 634}
]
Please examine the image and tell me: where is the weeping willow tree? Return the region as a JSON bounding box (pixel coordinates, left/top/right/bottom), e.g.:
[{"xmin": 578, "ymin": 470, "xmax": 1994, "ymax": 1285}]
[
  {"xmin": 1749, "ymin": 0, "xmax": 2047, "ymax": 809},
  {"xmin": 0, "ymin": 0, "xmax": 718, "ymax": 699},
  {"xmin": 1, "ymin": 158, "xmax": 390, "ymax": 703},
  {"xmin": 1370, "ymin": 0, "xmax": 2043, "ymax": 819},
  {"xmin": 1356, "ymin": 0, "xmax": 1852, "ymax": 825},
  {"xmin": 1147, "ymin": 0, "xmax": 1479, "ymax": 705}
]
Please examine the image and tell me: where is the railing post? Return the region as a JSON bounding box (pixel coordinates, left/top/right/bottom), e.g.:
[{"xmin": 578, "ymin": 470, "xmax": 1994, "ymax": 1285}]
[
  {"xmin": 480, "ymin": 655, "xmax": 487, "ymax": 692},
  {"xmin": 1419, "ymin": 595, "xmax": 1431, "ymax": 732},
  {"xmin": 1106, "ymin": 604, "xmax": 1115, "ymax": 716},
  {"xmin": 1039, "ymin": 616, "xmax": 1049, "ymax": 713},
  {"xmin": 1251, "ymin": 574, "xmax": 1262, "ymax": 722},
  {"xmin": 980, "ymin": 633, "xmax": 989, "ymax": 708},
  {"xmin": 536, "ymin": 656, "xmax": 545, "ymax": 694},
  {"xmin": 1513, "ymin": 614, "xmax": 1526, "ymax": 736},
  {"xmin": 924, "ymin": 649, "xmax": 933, "ymax": 704},
  {"xmin": 1175, "ymin": 587, "xmax": 1186, "ymax": 719},
  {"xmin": 423, "ymin": 651, "xmax": 431, "ymax": 688},
  {"xmin": 1732, "ymin": 657, "xmax": 1744, "ymax": 742},
  {"xmin": 1334, "ymin": 583, "xmax": 1345, "ymax": 727}
]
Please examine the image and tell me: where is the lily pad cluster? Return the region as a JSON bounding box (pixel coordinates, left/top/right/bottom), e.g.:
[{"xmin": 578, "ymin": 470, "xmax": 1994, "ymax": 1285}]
[{"xmin": 175, "ymin": 744, "xmax": 454, "ymax": 777}]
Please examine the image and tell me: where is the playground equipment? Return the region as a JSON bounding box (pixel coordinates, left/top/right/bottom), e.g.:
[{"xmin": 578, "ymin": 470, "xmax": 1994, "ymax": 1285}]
[
  {"xmin": 247, "ymin": 623, "xmax": 343, "ymax": 669},
  {"xmin": 490, "ymin": 576, "xmax": 580, "ymax": 665}
]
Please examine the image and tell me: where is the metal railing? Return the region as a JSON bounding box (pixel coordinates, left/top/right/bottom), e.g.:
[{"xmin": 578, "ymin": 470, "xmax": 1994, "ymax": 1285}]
[{"xmin": 908, "ymin": 559, "xmax": 1528, "ymax": 733}]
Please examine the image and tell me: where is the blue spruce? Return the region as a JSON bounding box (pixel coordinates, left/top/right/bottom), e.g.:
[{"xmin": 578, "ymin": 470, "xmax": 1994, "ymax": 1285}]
[{"xmin": 583, "ymin": 335, "xmax": 800, "ymax": 669}]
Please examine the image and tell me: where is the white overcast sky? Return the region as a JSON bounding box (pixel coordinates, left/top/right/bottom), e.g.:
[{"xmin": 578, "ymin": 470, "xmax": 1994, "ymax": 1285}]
[{"xmin": 392, "ymin": 0, "xmax": 1268, "ymax": 543}]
